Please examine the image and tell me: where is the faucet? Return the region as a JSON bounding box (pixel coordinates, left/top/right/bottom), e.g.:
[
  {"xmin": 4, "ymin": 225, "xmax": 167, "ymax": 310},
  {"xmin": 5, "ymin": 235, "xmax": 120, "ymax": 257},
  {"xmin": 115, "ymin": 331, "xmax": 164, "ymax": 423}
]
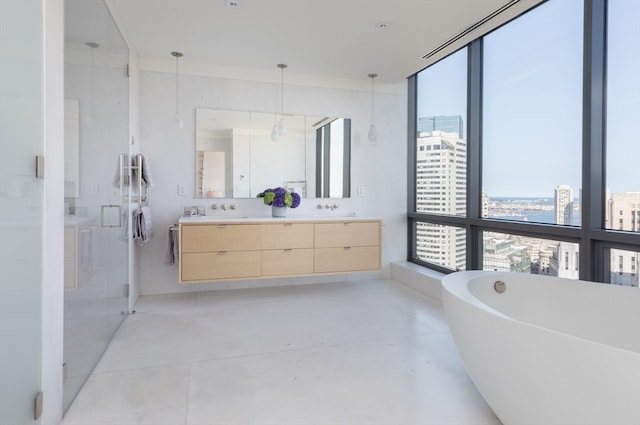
[
  {"xmin": 211, "ymin": 203, "xmax": 236, "ymax": 211},
  {"xmin": 317, "ymin": 203, "xmax": 339, "ymax": 211}
]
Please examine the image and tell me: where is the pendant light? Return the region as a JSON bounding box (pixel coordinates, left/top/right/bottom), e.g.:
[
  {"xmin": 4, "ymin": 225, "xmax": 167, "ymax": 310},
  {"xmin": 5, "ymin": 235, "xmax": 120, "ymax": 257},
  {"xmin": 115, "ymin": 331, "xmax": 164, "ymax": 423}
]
[
  {"xmin": 272, "ymin": 63, "xmax": 288, "ymax": 140},
  {"xmin": 171, "ymin": 51, "xmax": 184, "ymax": 129},
  {"xmin": 271, "ymin": 113, "xmax": 280, "ymax": 141},
  {"xmin": 368, "ymin": 73, "xmax": 378, "ymax": 142}
]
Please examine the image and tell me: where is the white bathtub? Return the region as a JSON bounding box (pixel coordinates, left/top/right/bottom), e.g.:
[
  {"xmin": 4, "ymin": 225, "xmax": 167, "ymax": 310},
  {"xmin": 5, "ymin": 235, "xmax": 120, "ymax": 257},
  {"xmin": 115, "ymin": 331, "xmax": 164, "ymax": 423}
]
[{"xmin": 441, "ymin": 271, "xmax": 640, "ymax": 425}]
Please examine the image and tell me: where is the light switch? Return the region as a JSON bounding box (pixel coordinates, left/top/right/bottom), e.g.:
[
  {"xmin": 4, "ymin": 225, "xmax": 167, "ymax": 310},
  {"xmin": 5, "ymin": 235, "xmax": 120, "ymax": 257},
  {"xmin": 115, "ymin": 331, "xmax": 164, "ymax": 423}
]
[
  {"xmin": 178, "ymin": 184, "xmax": 186, "ymax": 196},
  {"xmin": 358, "ymin": 186, "xmax": 365, "ymax": 197}
]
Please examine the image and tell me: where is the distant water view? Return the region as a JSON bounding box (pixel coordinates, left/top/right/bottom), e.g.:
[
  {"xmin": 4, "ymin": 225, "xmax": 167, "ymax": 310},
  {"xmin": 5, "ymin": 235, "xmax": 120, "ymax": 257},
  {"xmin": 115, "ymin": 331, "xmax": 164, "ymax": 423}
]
[{"xmin": 487, "ymin": 196, "xmax": 581, "ymax": 226}]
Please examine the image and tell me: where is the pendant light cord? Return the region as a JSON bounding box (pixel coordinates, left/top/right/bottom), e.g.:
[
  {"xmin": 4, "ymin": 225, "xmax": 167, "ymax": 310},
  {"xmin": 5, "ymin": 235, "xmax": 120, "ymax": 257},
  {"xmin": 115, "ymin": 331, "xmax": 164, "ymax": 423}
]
[
  {"xmin": 175, "ymin": 55, "xmax": 179, "ymax": 113},
  {"xmin": 277, "ymin": 64, "xmax": 287, "ymax": 117},
  {"xmin": 368, "ymin": 73, "xmax": 377, "ymax": 124},
  {"xmin": 171, "ymin": 52, "xmax": 184, "ymax": 114}
]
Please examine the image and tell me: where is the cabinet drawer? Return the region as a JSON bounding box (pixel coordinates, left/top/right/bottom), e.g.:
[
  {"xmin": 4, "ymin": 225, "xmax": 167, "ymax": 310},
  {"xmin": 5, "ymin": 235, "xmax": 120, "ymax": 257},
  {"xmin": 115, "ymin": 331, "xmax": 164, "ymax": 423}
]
[
  {"xmin": 262, "ymin": 223, "xmax": 314, "ymax": 249},
  {"xmin": 314, "ymin": 221, "xmax": 380, "ymax": 248},
  {"xmin": 181, "ymin": 251, "xmax": 261, "ymax": 282},
  {"xmin": 314, "ymin": 246, "xmax": 380, "ymax": 273},
  {"xmin": 181, "ymin": 224, "xmax": 261, "ymax": 252},
  {"xmin": 261, "ymin": 248, "xmax": 313, "ymax": 276}
]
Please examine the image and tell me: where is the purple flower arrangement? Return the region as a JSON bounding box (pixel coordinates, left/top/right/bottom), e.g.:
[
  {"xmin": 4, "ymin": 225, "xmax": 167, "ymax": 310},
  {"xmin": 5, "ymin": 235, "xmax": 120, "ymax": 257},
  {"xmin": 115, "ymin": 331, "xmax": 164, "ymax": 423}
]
[{"xmin": 257, "ymin": 187, "xmax": 301, "ymax": 208}]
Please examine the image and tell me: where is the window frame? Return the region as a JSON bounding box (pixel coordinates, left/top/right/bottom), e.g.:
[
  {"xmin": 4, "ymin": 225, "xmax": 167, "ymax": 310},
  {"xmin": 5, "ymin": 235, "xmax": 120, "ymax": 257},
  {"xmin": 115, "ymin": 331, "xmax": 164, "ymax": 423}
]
[{"xmin": 407, "ymin": 0, "xmax": 640, "ymax": 284}]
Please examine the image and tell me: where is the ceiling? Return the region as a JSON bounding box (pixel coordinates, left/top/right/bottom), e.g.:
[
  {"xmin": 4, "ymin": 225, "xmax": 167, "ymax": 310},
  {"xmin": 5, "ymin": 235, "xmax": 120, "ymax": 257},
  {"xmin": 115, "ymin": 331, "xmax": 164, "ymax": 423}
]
[{"xmin": 101, "ymin": 0, "xmax": 537, "ymax": 86}]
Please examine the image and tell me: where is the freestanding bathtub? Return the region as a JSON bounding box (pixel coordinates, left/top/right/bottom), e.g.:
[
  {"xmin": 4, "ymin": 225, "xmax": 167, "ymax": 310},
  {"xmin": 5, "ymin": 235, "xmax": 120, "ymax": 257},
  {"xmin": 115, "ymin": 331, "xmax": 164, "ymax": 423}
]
[{"xmin": 442, "ymin": 271, "xmax": 640, "ymax": 425}]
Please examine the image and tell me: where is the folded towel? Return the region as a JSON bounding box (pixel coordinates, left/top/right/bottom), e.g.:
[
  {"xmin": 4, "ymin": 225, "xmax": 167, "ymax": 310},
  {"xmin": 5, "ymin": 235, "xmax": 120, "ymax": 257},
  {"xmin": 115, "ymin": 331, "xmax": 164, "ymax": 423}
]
[
  {"xmin": 140, "ymin": 206, "xmax": 153, "ymax": 243},
  {"xmin": 165, "ymin": 225, "xmax": 179, "ymax": 265}
]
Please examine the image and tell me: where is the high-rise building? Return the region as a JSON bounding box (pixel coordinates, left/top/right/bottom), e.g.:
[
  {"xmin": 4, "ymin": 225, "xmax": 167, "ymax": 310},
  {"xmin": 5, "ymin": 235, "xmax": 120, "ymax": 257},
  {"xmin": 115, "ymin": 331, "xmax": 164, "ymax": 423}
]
[
  {"xmin": 481, "ymin": 191, "xmax": 489, "ymax": 218},
  {"xmin": 417, "ymin": 115, "xmax": 463, "ymax": 138},
  {"xmin": 606, "ymin": 192, "xmax": 640, "ymax": 286},
  {"xmin": 549, "ymin": 242, "xmax": 579, "ymax": 279},
  {"xmin": 606, "ymin": 192, "xmax": 640, "ymax": 232},
  {"xmin": 554, "ymin": 184, "xmax": 573, "ymax": 225},
  {"xmin": 483, "ymin": 234, "xmax": 531, "ymax": 273},
  {"xmin": 415, "ymin": 128, "xmax": 466, "ymax": 269}
]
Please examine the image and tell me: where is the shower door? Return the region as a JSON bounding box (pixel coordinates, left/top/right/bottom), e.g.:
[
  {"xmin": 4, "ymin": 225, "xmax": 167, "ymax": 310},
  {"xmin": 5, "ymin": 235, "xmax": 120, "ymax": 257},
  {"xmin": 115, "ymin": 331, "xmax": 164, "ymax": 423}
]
[
  {"xmin": 63, "ymin": 0, "xmax": 130, "ymax": 411},
  {"xmin": 0, "ymin": 0, "xmax": 44, "ymax": 422}
]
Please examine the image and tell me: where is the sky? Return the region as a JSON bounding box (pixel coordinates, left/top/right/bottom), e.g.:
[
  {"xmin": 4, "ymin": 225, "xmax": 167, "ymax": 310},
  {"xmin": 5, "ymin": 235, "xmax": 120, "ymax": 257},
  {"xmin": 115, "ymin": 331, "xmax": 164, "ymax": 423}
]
[{"xmin": 416, "ymin": 0, "xmax": 639, "ymax": 198}]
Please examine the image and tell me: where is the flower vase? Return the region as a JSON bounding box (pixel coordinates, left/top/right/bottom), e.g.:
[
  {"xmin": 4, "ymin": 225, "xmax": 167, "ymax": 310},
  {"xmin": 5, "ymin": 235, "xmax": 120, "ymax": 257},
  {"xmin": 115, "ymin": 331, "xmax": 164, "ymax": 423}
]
[{"xmin": 272, "ymin": 206, "xmax": 287, "ymax": 218}]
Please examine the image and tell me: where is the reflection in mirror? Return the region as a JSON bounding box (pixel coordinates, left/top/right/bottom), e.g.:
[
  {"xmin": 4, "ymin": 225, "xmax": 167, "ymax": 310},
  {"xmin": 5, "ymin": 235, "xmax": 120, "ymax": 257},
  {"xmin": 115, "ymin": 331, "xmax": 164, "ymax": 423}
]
[
  {"xmin": 195, "ymin": 109, "xmax": 351, "ymax": 198},
  {"xmin": 315, "ymin": 117, "xmax": 351, "ymax": 198}
]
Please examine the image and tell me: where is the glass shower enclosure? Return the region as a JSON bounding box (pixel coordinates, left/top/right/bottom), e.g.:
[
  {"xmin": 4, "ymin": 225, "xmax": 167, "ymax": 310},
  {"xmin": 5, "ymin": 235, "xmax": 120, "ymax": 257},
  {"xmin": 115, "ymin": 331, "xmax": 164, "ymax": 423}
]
[{"xmin": 63, "ymin": 0, "xmax": 130, "ymax": 411}]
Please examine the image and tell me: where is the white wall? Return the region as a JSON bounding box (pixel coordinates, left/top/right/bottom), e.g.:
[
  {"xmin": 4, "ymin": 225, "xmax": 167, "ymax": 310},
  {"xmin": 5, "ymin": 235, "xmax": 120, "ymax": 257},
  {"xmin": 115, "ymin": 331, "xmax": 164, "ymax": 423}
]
[{"xmin": 138, "ymin": 70, "xmax": 408, "ymax": 295}]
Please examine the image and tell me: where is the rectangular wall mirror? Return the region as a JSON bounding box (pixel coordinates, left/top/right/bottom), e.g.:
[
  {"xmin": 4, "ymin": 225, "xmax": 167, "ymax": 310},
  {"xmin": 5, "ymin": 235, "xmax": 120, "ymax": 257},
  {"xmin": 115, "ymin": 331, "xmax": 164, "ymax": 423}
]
[{"xmin": 195, "ymin": 108, "xmax": 351, "ymax": 199}]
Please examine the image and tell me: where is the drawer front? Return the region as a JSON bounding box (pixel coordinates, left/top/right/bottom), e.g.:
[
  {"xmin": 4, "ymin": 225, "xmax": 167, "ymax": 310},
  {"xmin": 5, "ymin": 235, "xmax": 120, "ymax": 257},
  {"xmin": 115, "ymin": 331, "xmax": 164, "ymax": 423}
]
[
  {"xmin": 261, "ymin": 248, "xmax": 313, "ymax": 276},
  {"xmin": 262, "ymin": 223, "xmax": 314, "ymax": 249},
  {"xmin": 181, "ymin": 224, "xmax": 261, "ymax": 252},
  {"xmin": 314, "ymin": 221, "xmax": 380, "ymax": 248},
  {"xmin": 181, "ymin": 251, "xmax": 261, "ymax": 282},
  {"xmin": 314, "ymin": 246, "xmax": 381, "ymax": 273}
]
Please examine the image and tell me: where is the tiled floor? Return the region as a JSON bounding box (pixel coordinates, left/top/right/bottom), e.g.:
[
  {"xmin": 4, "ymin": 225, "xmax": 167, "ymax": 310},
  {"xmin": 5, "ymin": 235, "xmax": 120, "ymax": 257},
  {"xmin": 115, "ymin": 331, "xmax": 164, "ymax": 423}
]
[{"xmin": 61, "ymin": 279, "xmax": 500, "ymax": 425}]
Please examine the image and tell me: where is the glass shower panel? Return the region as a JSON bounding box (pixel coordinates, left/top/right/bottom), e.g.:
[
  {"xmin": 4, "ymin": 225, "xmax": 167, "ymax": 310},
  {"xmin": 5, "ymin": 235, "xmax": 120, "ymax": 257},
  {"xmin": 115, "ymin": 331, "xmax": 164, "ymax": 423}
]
[
  {"xmin": 0, "ymin": 0, "xmax": 44, "ymax": 422},
  {"xmin": 105, "ymin": 9, "xmax": 130, "ymax": 339},
  {"xmin": 63, "ymin": 0, "xmax": 129, "ymax": 412}
]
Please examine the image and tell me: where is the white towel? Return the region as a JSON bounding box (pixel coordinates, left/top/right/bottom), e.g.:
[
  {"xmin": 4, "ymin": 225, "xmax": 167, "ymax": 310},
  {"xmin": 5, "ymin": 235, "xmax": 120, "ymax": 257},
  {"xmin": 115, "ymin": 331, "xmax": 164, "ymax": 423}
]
[{"xmin": 140, "ymin": 206, "xmax": 153, "ymax": 243}]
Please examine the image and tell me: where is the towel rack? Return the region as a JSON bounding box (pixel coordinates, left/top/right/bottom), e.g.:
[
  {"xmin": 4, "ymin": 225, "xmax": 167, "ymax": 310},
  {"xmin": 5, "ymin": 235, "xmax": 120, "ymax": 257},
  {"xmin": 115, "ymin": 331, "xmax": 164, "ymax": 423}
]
[{"xmin": 119, "ymin": 153, "xmax": 149, "ymax": 206}]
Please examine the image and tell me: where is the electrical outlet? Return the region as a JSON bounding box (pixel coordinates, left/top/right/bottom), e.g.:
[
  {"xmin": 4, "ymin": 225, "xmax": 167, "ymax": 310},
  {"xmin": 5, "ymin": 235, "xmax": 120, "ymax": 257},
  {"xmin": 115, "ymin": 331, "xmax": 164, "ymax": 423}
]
[
  {"xmin": 178, "ymin": 184, "xmax": 186, "ymax": 196},
  {"xmin": 90, "ymin": 183, "xmax": 99, "ymax": 196},
  {"xmin": 358, "ymin": 186, "xmax": 365, "ymax": 197}
]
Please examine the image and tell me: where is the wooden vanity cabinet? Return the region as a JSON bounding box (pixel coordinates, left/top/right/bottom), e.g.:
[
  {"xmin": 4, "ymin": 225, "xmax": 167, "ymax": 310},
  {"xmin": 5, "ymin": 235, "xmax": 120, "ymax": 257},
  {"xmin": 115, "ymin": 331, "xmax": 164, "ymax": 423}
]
[
  {"xmin": 179, "ymin": 219, "xmax": 381, "ymax": 283},
  {"xmin": 180, "ymin": 223, "xmax": 262, "ymax": 282},
  {"xmin": 261, "ymin": 223, "xmax": 314, "ymax": 276},
  {"xmin": 314, "ymin": 221, "xmax": 381, "ymax": 273}
]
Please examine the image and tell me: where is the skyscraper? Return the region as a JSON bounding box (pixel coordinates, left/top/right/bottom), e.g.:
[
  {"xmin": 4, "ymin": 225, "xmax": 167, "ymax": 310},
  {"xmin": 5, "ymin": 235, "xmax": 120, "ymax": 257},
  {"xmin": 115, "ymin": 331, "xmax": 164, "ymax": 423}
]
[
  {"xmin": 415, "ymin": 128, "xmax": 466, "ymax": 269},
  {"xmin": 417, "ymin": 115, "xmax": 463, "ymax": 138},
  {"xmin": 554, "ymin": 184, "xmax": 573, "ymax": 225},
  {"xmin": 606, "ymin": 192, "xmax": 640, "ymax": 286}
]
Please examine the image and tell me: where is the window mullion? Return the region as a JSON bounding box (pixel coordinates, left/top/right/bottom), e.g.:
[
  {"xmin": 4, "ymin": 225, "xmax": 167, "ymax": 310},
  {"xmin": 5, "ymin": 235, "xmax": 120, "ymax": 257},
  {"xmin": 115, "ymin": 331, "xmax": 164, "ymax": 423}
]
[{"xmin": 581, "ymin": 0, "xmax": 607, "ymax": 281}]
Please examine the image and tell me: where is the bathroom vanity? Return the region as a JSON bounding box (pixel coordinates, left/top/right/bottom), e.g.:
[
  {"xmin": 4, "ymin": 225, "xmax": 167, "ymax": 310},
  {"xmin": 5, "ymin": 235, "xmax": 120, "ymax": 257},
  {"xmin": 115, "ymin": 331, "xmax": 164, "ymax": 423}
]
[{"xmin": 178, "ymin": 216, "xmax": 382, "ymax": 283}]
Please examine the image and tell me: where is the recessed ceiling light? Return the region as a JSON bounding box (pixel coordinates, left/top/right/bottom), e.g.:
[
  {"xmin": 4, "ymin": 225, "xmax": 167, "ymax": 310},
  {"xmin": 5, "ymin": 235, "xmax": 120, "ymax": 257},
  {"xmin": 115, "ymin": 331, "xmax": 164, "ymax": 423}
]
[
  {"xmin": 225, "ymin": 0, "xmax": 239, "ymax": 8},
  {"xmin": 375, "ymin": 22, "xmax": 391, "ymax": 30}
]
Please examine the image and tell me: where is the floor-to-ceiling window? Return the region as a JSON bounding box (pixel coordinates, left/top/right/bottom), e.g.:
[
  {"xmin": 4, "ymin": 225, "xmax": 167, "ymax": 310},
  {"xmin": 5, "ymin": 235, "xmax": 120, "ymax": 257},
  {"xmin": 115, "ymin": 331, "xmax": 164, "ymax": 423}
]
[
  {"xmin": 604, "ymin": 0, "xmax": 640, "ymax": 284},
  {"xmin": 408, "ymin": 0, "xmax": 640, "ymax": 286},
  {"xmin": 413, "ymin": 49, "xmax": 467, "ymax": 271}
]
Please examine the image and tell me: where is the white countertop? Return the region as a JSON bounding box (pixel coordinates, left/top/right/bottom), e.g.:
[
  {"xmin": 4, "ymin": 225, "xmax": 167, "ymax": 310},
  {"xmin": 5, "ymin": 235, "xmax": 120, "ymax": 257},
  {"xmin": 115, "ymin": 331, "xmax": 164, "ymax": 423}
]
[{"xmin": 179, "ymin": 215, "xmax": 382, "ymax": 224}]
